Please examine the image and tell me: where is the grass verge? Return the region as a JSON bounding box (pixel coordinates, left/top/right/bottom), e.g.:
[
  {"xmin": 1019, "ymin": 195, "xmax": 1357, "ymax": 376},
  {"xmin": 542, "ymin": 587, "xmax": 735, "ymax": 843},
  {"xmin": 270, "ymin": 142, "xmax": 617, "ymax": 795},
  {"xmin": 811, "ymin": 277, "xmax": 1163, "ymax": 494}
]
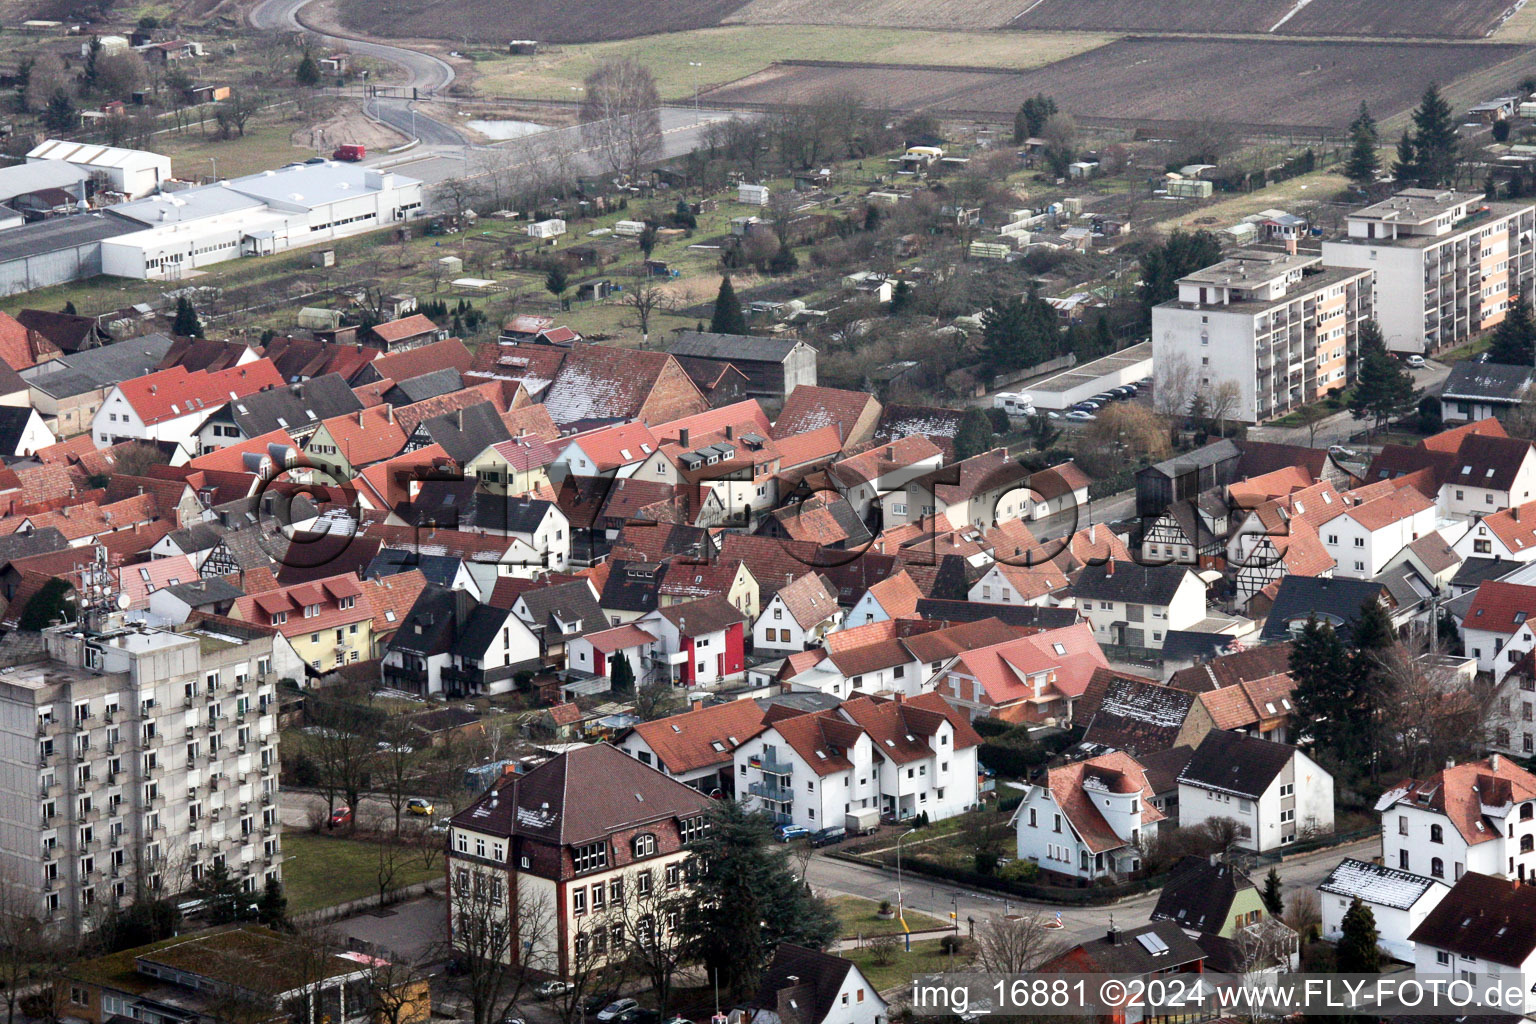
[
  {"xmin": 830, "ymin": 895, "xmax": 947, "ymax": 938},
  {"xmin": 281, "ymin": 831, "xmax": 440, "ymax": 914},
  {"xmin": 840, "ymin": 937, "xmax": 954, "ymax": 993}
]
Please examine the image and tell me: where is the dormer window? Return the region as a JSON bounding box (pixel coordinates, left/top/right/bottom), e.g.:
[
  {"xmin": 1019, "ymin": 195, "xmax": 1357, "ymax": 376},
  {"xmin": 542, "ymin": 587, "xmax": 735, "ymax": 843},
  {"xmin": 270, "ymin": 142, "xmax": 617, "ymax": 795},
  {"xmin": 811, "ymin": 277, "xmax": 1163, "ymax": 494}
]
[{"xmin": 632, "ymin": 833, "xmax": 656, "ymax": 858}]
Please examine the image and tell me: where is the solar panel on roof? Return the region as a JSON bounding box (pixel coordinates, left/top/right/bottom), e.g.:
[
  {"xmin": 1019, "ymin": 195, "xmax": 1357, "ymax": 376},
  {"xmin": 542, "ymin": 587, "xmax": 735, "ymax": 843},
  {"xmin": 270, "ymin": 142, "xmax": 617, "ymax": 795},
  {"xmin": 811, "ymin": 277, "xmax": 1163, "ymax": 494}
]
[{"xmin": 1136, "ymin": 932, "xmax": 1170, "ymax": 955}]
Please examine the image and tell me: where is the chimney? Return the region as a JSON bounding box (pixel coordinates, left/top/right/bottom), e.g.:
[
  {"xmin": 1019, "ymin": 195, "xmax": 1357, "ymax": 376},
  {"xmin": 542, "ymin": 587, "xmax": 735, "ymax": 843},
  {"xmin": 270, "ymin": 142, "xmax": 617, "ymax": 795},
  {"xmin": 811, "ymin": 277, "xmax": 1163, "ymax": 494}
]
[
  {"xmin": 1492, "ymin": 753, "xmax": 1502, "ymax": 771},
  {"xmin": 725, "ymin": 424, "xmax": 734, "ymax": 440},
  {"xmin": 1106, "ymin": 917, "xmax": 1120, "ymax": 945},
  {"xmin": 358, "ymin": 409, "xmax": 366, "ymax": 426},
  {"xmin": 690, "ymin": 697, "xmax": 704, "ymax": 712},
  {"xmin": 385, "ymin": 404, "xmax": 395, "ymax": 424},
  {"xmin": 1106, "ymin": 557, "xmax": 1115, "ymax": 577},
  {"xmin": 886, "ymin": 446, "xmax": 894, "ymax": 460},
  {"xmin": 679, "ymin": 427, "xmax": 690, "ymax": 448},
  {"xmin": 455, "ymin": 409, "xmax": 463, "ymax": 429}
]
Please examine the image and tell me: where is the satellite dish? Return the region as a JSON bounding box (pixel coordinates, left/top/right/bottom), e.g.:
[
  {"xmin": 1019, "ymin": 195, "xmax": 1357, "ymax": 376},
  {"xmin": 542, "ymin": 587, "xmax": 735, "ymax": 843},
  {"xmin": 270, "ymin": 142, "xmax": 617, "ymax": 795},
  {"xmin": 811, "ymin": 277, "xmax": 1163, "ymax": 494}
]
[{"xmin": 116, "ymin": 593, "xmax": 131, "ymax": 610}]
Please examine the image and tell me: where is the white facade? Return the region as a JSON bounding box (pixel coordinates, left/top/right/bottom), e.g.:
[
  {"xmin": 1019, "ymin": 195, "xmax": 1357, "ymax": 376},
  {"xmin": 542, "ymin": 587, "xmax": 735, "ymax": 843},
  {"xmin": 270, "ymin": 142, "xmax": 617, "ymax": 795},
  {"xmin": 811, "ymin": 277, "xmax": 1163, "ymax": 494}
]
[
  {"xmin": 100, "ymin": 164, "xmax": 424, "ymax": 281},
  {"xmin": 0, "ymin": 408, "xmax": 55, "ymax": 457},
  {"xmin": 753, "ymin": 590, "xmax": 839, "ymax": 654},
  {"xmin": 1381, "ymin": 782, "xmax": 1536, "ymax": 883},
  {"xmin": 92, "ymin": 387, "xmax": 217, "ymax": 450},
  {"xmin": 1078, "ymin": 570, "xmax": 1207, "ymax": 651},
  {"xmin": 1322, "ymin": 500, "xmax": 1437, "ymax": 579},
  {"xmin": 1319, "ymin": 860, "xmax": 1449, "ymax": 963},
  {"xmin": 1322, "ymin": 189, "xmax": 1536, "ymax": 354},
  {"xmin": 1012, "ymin": 777, "xmax": 1153, "ymax": 880},
  {"xmin": 1179, "ymin": 748, "xmax": 1333, "ymax": 853},
  {"xmin": 1152, "ymin": 251, "xmax": 1374, "ymax": 424},
  {"xmin": 27, "ymin": 139, "xmax": 170, "ymax": 199},
  {"xmin": 1414, "ymin": 934, "xmax": 1536, "ymax": 1013}
]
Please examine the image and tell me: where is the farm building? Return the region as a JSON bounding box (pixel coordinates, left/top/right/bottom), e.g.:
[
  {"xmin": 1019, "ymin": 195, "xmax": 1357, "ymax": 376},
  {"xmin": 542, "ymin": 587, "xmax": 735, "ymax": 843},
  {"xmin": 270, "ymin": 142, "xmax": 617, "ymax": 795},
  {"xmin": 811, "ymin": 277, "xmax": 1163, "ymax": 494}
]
[
  {"xmin": 668, "ymin": 330, "xmax": 817, "ymax": 399},
  {"xmin": 27, "ymin": 140, "xmax": 171, "ymax": 199},
  {"xmin": 97, "ymin": 162, "xmax": 425, "ymax": 281}
]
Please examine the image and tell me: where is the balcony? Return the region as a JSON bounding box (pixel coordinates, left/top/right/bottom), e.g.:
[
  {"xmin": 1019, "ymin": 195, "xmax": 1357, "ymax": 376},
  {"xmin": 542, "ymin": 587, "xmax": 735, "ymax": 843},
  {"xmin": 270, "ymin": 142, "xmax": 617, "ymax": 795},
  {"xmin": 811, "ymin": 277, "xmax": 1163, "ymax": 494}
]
[
  {"xmin": 748, "ymin": 754, "xmax": 793, "ymax": 776},
  {"xmin": 748, "ymin": 781, "xmax": 794, "ymax": 802}
]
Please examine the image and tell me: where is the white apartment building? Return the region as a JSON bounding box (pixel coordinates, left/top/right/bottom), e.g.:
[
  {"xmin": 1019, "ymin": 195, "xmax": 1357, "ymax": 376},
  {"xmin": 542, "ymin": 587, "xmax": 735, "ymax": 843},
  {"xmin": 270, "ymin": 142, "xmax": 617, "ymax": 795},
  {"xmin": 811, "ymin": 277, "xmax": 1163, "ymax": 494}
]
[
  {"xmin": 1322, "ymin": 188, "xmax": 1536, "ymax": 355},
  {"xmin": 0, "ymin": 615, "xmax": 282, "ymax": 934},
  {"xmin": 1152, "ymin": 250, "xmax": 1375, "ymax": 424},
  {"xmin": 1177, "ymin": 731, "xmax": 1334, "ymax": 853},
  {"xmin": 1322, "ymin": 486, "xmax": 1437, "ymax": 579},
  {"xmin": 1410, "ymin": 871, "xmax": 1536, "ymax": 1011},
  {"xmin": 1378, "ymin": 755, "xmax": 1536, "ymax": 882}
]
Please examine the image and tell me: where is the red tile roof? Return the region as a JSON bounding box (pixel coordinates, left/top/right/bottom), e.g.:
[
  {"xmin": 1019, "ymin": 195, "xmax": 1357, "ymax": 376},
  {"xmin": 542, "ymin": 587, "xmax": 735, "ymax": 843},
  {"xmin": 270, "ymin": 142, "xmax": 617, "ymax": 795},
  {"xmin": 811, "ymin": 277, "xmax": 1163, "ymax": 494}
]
[
  {"xmin": 563, "ymin": 421, "xmax": 659, "ymax": 471},
  {"xmin": 630, "ymin": 698, "xmax": 772, "ymax": 774},
  {"xmin": 0, "ymin": 310, "xmax": 61, "ymax": 371},
  {"xmin": 585, "ymin": 623, "xmax": 658, "ymax": 654},
  {"xmin": 1046, "ymin": 751, "xmax": 1165, "ymax": 853},
  {"xmin": 772, "ymin": 386, "xmax": 879, "ymax": 443},
  {"xmin": 1480, "ymin": 499, "xmax": 1536, "ymax": 555},
  {"xmin": 1465, "ymin": 580, "xmax": 1536, "ymax": 635},
  {"xmin": 1380, "ymin": 757, "xmax": 1536, "ymax": 845},
  {"xmin": 368, "ymin": 338, "xmax": 472, "ymax": 382},
  {"xmin": 772, "ymin": 572, "xmax": 840, "ymax": 629},
  {"xmin": 116, "ymin": 360, "xmax": 283, "ymax": 426},
  {"xmin": 316, "ymin": 406, "xmax": 409, "ymax": 467},
  {"xmin": 773, "ymin": 425, "xmax": 845, "ymax": 470},
  {"xmin": 371, "ymin": 314, "xmax": 439, "ymax": 344}
]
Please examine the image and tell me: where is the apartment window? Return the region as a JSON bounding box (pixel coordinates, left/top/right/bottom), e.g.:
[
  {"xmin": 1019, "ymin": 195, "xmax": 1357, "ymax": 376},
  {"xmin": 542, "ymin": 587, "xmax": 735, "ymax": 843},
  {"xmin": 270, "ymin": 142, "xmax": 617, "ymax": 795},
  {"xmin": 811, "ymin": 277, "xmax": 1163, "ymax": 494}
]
[
  {"xmin": 573, "ymin": 842, "xmax": 608, "ymax": 873},
  {"xmin": 573, "ymin": 887, "xmax": 587, "ymax": 915}
]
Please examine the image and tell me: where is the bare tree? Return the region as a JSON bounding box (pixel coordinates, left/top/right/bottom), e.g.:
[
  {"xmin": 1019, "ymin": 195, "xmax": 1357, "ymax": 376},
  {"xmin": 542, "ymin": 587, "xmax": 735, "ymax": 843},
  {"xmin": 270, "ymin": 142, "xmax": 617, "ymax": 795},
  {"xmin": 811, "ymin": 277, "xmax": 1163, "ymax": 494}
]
[
  {"xmin": 972, "ymin": 912, "xmax": 1065, "ymax": 974},
  {"xmin": 376, "ymin": 840, "xmax": 402, "ymax": 906},
  {"xmin": 1205, "ymin": 379, "xmax": 1242, "ymax": 437},
  {"xmin": 307, "ymin": 696, "xmax": 378, "ymax": 820},
  {"xmin": 0, "ymin": 872, "xmax": 58, "ymax": 1024},
  {"xmin": 1282, "ymin": 888, "xmax": 1321, "ymax": 942},
  {"xmin": 376, "ymin": 718, "xmax": 420, "ymax": 837},
  {"xmin": 619, "ymin": 281, "xmax": 676, "ymax": 347},
  {"xmin": 1380, "ymin": 638, "xmax": 1495, "ymax": 776},
  {"xmin": 1153, "ymin": 350, "xmax": 1197, "ymax": 418},
  {"xmin": 579, "ymin": 59, "xmax": 662, "ymax": 181},
  {"xmin": 446, "ymin": 863, "xmax": 555, "ymax": 1024},
  {"xmin": 364, "ymin": 953, "xmax": 434, "ymax": 1024},
  {"xmin": 436, "ymin": 177, "xmax": 478, "ymax": 228},
  {"xmin": 613, "ymin": 868, "xmax": 690, "ymax": 1015},
  {"xmin": 632, "ymin": 677, "xmax": 681, "ymax": 721}
]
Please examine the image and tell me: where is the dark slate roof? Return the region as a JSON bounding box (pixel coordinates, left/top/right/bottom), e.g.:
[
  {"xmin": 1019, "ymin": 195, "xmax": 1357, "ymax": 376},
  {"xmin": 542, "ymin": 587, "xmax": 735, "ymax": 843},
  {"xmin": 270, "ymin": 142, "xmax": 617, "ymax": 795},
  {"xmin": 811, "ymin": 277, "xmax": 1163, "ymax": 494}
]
[
  {"xmin": 452, "ymin": 604, "xmax": 525, "ymax": 661},
  {"xmin": 27, "ymin": 333, "xmax": 175, "ymax": 399},
  {"xmin": 1234, "ymin": 439, "xmax": 1328, "ymax": 481},
  {"xmin": 1258, "ymin": 575, "xmax": 1388, "ymax": 642},
  {"xmin": 1177, "ymin": 729, "xmax": 1296, "ymax": 799},
  {"xmin": 161, "ymin": 577, "xmax": 246, "ymax": 606},
  {"xmin": 467, "ymin": 494, "xmax": 556, "ymax": 536},
  {"xmin": 224, "ymin": 374, "xmax": 362, "ymax": 436},
  {"xmin": 0, "ymin": 407, "xmax": 37, "ymax": 454},
  {"xmin": 165, "ymin": 522, "xmax": 224, "ymax": 555},
  {"xmin": 750, "ymin": 944, "xmax": 858, "ymax": 1024},
  {"xmin": 1058, "ymin": 920, "xmax": 1206, "ymax": 973},
  {"xmin": 671, "ymin": 330, "xmax": 803, "ymax": 365},
  {"xmin": 1143, "ymin": 439, "xmax": 1241, "ymax": 481},
  {"xmin": 0, "ymin": 527, "xmax": 69, "ymax": 571},
  {"xmin": 1408, "ymin": 872, "xmax": 1536, "ymax": 967},
  {"xmin": 448, "ymin": 742, "xmax": 713, "ymax": 845},
  {"xmin": 1079, "ymin": 671, "xmax": 1198, "ymax": 756},
  {"xmin": 599, "ymin": 559, "xmax": 665, "ymax": 615},
  {"xmin": 421, "ymin": 401, "xmax": 511, "ymax": 464},
  {"xmin": 384, "ymin": 367, "xmax": 463, "ymax": 406},
  {"xmin": 367, "ymin": 548, "xmax": 464, "ymax": 589},
  {"xmin": 515, "ymin": 580, "xmax": 605, "ymax": 639},
  {"xmin": 913, "ymin": 598, "xmax": 1079, "ymax": 629},
  {"xmin": 1161, "ymin": 630, "xmax": 1244, "ymax": 664},
  {"xmin": 1452, "ymin": 556, "xmax": 1522, "ymax": 591},
  {"xmin": 1442, "ymin": 361, "xmax": 1533, "ymax": 404},
  {"xmin": 0, "ymin": 212, "xmax": 137, "ymax": 266},
  {"xmin": 389, "ymin": 585, "xmax": 470, "ymax": 657},
  {"xmin": 1073, "ymin": 562, "xmax": 1195, "ymax": 606},
  {"xmin": 1151, "ymin": 856, "xmax": 1257, "ymax": 934},
  {"xmin": 1139, "ymin": 745, "xmax": 1195, "ymax": 797}
]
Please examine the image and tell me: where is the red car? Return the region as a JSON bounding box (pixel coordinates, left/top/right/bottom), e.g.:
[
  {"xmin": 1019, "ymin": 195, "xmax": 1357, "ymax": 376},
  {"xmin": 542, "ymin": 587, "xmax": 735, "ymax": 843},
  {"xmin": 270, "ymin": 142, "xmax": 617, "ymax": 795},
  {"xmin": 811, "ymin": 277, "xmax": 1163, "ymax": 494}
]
[{"xmin": 328, "ymin": 805, "xmax": 353, "ymax": 828}]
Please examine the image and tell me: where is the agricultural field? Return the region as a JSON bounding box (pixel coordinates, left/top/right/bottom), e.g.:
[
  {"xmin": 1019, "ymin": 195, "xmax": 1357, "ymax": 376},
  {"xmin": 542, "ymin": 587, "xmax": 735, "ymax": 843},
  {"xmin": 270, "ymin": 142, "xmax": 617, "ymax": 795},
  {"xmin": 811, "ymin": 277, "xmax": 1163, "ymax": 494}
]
[
  {"xmin": 1274, "ymin": 0, "xmax": 1524, "ymax": 37},
  {"xmin": 335, "ymin": 0, "xmax": 748, "ymax": 44},
  {"xmin": 470, "ymin": 26, "xmax": 1116, "ymax": 102},
  {"xmin": 723, "ymin": 0, "xmax": 1024, "ymax": 29},
  {"xmin": 701, "ymin": 39, "xmax": 1533, "ymax": 131},
  {"xmin": 1010, "ymin": 0, "xmax": 1293, "ymax": 36}
]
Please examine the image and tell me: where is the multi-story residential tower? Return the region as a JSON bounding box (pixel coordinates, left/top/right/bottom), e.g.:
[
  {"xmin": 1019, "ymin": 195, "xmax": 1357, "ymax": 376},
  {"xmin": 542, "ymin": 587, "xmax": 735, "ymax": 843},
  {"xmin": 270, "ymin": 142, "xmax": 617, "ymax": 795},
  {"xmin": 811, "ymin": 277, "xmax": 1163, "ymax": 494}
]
[
  {"xmin": 0, "ymin": 613, "xmax": 282, "ymax": 934},
  {"xmin": 1322, "ymin": 188, "xmax": 1536, "ymax": 355},
  {"xmin": 1152, "ymin": 249, "xmax": 1375, "ymax": 424}
]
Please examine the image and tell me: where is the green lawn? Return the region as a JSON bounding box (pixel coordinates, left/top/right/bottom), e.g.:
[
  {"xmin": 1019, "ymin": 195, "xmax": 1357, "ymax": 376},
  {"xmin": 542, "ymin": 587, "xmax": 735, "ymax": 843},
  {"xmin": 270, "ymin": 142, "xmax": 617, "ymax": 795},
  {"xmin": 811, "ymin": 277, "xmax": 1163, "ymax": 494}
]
[
  {"xmin": 281, "ymin": 831, "xmax": 441, "ymax": 913},
  {"xmin": 842, "ymin": 938, "xmax": 955, "ymax": 993},
  {"xmin": 830, "ymin": 895, "xmax": 947, "ymax": 938}
]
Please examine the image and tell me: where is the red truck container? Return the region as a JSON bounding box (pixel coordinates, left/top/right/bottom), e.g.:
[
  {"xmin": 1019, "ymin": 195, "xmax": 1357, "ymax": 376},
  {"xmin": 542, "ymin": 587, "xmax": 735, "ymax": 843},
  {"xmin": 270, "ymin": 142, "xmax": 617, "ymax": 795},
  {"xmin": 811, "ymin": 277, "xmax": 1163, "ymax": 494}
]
[{"xmin": 332, "ymin": 144, "xmax": 366, "ymax": 162}]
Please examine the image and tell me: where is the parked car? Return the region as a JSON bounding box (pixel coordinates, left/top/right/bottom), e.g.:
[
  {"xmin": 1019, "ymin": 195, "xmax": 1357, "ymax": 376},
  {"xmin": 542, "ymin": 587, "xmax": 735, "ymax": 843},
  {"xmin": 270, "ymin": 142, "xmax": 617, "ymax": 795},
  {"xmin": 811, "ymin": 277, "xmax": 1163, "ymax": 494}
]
[
  {"xmin": 1093, "ymin": 392, "xmax": 1119, "ymax": 403},
  {"xmin": 776, "ymin": 823, "xmax": 812, "ymax": 842},
  {"xmin": 497, "ymin": 1017, "xmax": 526, "ymax": 1024},
  {"xmin": 327, "ymin": 805, "xmax": 352, "ymax": 828},
  {"xmin": 1406, "ymin": 354, "xmax": 1427, "ymax": 368},
  {"xmin": 1074, "ymin": 400, "xmax": 1101, "ymax": 411},
  {"xmin": 1065, "ymin": 410, "xmax": 1096, "ymax": 422},
  {"xmin": 1112, "ymin": 385, "xmax": 1137, "ymax": 397},
  {"xmin": 406, "ymin": 798, "xmax": 434, "ymax": 817},
  {"xmin": 583, "ymin": 993, "xmax": 619, "ymax": 1016},
  {"xmin": 596, "ymin": 1000, "xmax": 639, "ymax": 1022},
  {"xmin": 615, "ymin": 1010, "xmax": 659, "ymax": 1024},
  {"xmin": 809, "ymin": 826, "xmax": 847, "ymax": 848},
  {"xmin": 537, "ymin": 981, "xmax": 575, "ymax": 999}
]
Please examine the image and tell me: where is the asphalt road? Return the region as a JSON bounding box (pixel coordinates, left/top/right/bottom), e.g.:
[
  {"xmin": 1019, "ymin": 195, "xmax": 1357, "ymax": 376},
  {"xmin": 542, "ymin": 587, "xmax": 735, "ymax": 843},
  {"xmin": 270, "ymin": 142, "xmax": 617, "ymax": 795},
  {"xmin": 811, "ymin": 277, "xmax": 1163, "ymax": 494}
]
[
  {"xmin": 805, "ymin": 834, "xmax": 1381, "ymax": 945},
  {"xmin": 249, "ymin": 0, "xmax": 464, "ymax": 145},
  {"xmin": 1248, "ymin": 357, "xmax": 1452, "ymax": 448}
]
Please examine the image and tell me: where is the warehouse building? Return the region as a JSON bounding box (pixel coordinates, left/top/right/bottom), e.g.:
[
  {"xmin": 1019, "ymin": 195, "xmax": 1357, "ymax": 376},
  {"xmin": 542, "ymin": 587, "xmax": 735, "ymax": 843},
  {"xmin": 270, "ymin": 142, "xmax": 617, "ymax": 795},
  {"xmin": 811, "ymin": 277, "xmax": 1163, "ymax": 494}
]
[
  {"xmin": 0, "ymin": 212, "xmax": 139, "ymax": 298},
  {"xmin": 99, "ymin": 162, "xmax": 425, "ymax": 280},
  {"xmin": 26, "ymin": 139, "xmax": 171, "ymax": 199}
]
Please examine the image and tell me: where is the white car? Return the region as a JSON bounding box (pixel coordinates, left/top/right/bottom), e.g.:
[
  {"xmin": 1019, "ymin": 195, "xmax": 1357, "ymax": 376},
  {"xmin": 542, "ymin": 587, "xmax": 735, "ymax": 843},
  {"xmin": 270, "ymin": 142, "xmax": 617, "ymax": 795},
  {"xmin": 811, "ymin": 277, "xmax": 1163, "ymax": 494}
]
[
  {"xmin": 1065, "ymin": 410, "xmax": 1096, "ymax": 422},
  {"xmin": 1406, "ymin": 354, "xmax": 1426, "ymax": 368}
]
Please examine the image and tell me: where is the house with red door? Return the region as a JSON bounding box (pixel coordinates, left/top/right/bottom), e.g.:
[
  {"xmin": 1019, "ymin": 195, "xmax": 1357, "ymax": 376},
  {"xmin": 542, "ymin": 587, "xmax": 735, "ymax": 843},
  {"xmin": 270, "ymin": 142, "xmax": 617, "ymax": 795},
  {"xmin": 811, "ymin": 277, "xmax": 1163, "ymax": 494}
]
[
  {"xmin": 565, "ymin": 623, "xmax": 660, "ymax": 692},
  {"xmin": 639, "ymin": 594, "xmax": 747, "ymax": 686}
]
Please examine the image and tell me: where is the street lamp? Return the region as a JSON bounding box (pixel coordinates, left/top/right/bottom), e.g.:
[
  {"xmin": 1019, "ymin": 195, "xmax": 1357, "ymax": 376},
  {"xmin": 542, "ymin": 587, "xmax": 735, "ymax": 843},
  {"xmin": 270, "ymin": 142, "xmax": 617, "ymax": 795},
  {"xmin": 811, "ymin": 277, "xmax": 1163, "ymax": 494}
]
[
  {"xmin": 688, "ymin": 61, "xmax": 703, "ymax": 114},
  {"xmin": 895, "ymin": 826, "xmax": 919, "ymax": 916}
]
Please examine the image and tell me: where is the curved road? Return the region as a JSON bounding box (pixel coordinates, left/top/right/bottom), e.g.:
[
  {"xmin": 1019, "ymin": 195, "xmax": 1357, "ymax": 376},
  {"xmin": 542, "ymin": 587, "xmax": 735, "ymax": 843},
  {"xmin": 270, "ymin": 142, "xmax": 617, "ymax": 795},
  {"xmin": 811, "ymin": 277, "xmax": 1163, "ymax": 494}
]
[{"xmin": 248, "ymin": 0, "xmax": 465, "ymax": 145}]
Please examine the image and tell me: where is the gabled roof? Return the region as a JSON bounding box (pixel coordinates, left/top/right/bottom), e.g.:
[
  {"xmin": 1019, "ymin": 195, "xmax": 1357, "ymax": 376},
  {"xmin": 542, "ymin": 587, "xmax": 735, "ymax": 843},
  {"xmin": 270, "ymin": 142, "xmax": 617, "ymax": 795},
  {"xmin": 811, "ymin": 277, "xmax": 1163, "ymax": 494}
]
[
  {"xmin": 1377, "ymin": 757, "xmax": 1536, "ymax": 846},
  {"xmin": 364, "ymin": 338, "xmax": 472, "ymax": 384},
  {"xmin": 1197, "ymin": 672, "xmax": 1296, "ymax": 731},
  {"xmin": 671, "ymin": 330, "xmax": 804, "ymax": 364},
  {"xmin": 860, "ymin": 569, "xmax": 923, "ymax": 619},
  {"xmin": 1464, "ymin": 580, "xmax": 1536, "ymax": 634},
  {"xmin": 450, "ymin": 742, "xmax": 713, "ymax": 846},
  {"xmin": 910, "ymin": 447, "xmax": 1031, "ymax": 505},
  {"xmin": 386, "ymin": 367, "xmax": 462, "ymax": 405},
  {"xmin": 514, "ymin": 580, "xmax": 604, "ymax": 640},
  {"xmin": 829, "ymin": 434, "xmax": 943, "ymax": 488},
  {"xmin": 1177, "ymin": 729, "xmax": 1298, "ymax": 799},
  {"xmin": 1167, "ymin": 642, "xmax": 1294, "ymax": 693},
  {"xmin": 1443, "ymin": 361, "xmax": 1534, "ymax": 403},
  {"xmin": 26, "ymin": 333, "xmax": 173, "ymax": 399},
  {"xmin": 1446, "ymin": 433, "xmax": 1535, "ymax": 492},
  {"xmin": 260, "ymin": 336, "xmax": 377, "ymax": 382},
  {"xmin": 1341, "ymin": 484, "xmax": 1434, "ymax": 531},
  {"xmin": 1258, "ymin": 576, "xmax": 1389, "ymax": 642},
  {"xmin": 1478, "ymin": 499, "xmax": 1536, "ymax": 555},
  {"xmin": 771, "ymin": 386, "xmax": 879, "ymax": 443},
  {"xmin": 654, "ymin": 594, "xmax": 748, "ymax": 636},
  {"xmin": 750, "ymin": 944, "xmax": 870, "ymax": 1024},
  {"xmin": 1045, "ymin": 750, "xmax": 1164, "ymax": 853},
  {"xmin": 115, "ymin": 360, "xmax": 283, "ymax": 425},
  {"xmin": 562, "ymin": 421, "xmax": 658, "ymax": 470},
  {"xmin": 773, "ymin": 425, "xmax": 845, "ymax": 470},
  {"xmin": 222, "ymin": 373, "xmax": 363, "ymax": 437},
  {"xmin": 1319, "ymin": 857, "xmax": 1446, "ymax": 911},
  {"xmin": 1150, "ymin": 856, "xmax": 1258, "ymax": 933},
  {"xmin": 947, "ymin": 621, "xmax": 1108, "ymax": 709},
  {"xmin": 629, "ymin": 697, "xmax": 770, "ymax": 774},
  {"xmin": 1045, "ymin": 920, "xmax": 1205, "ymax": 975},
  {"xmin": 419, "ymin": 401, "xmax": 511, "ymax": 464},
  {"xmin": 370, "ymin": 313, "xmax": 440, "ymax": 345},
  {"xmin": 839, "ymin": 692, "xmax": 980, "ymax": 764},
  {"xmin": 771, "ymin": 572, "xmax": 841, "ymax": 629},
  {"xmin": 542, "ymin": 347, "xmax": 704, "ymax": 428},
  {"xmin": 1409, "ymin": 872, "xmax": 1536, "ymax": 967},
  {"xmin": 770, "ymin": 709, "xmax": 864, "ymax": 777},
  {"xmin": 315, "ymin": 405, "xmax": 408, "ymax": 467},
  {"xmin": 1074, "ymin": 561, "xmax": 1197, "ymax": 606},
  {"xmin": 1078, "ymin": 670, "xmax": 1196, "ymax": 756},
  {"xmin": 159, "ymin": 336, "xmax": 252, "ymax": 373}
]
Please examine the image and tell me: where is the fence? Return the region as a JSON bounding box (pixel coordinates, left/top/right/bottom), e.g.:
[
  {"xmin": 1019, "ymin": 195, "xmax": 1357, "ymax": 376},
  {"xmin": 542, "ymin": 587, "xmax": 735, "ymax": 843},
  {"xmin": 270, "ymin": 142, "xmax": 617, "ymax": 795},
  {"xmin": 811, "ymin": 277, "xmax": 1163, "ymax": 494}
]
[{"xmin": 292, "ymin": 877, "xmax": 442, "ymax": 927}]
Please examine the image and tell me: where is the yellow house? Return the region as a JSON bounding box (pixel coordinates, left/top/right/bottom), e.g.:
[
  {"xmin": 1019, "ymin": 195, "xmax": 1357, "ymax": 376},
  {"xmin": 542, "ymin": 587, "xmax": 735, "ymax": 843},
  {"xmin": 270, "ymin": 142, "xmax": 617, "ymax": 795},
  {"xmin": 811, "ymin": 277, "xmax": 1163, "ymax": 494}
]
[
  {"xmin": 658, "ymin": 558, "xmax": 760, "ymax": 620},
  {"xmin": 230, "ymin": 574, "xmax": 374, "ymax": 674},
  {"xmin": 464, "ymin": 435, "xmax": 558, "ymax": 498},
  {"xmin": 304, "ymin": 405, "xmax": 409, "ymax": 481}
]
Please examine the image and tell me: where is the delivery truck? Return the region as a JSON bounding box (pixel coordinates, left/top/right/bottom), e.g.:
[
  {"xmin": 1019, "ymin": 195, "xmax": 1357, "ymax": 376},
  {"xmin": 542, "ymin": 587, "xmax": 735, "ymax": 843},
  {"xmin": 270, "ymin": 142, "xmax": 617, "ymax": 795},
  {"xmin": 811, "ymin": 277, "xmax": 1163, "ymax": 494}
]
[{"xmin": 332, "ymin": 144, "xmax": 366, "ymax": 162}]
